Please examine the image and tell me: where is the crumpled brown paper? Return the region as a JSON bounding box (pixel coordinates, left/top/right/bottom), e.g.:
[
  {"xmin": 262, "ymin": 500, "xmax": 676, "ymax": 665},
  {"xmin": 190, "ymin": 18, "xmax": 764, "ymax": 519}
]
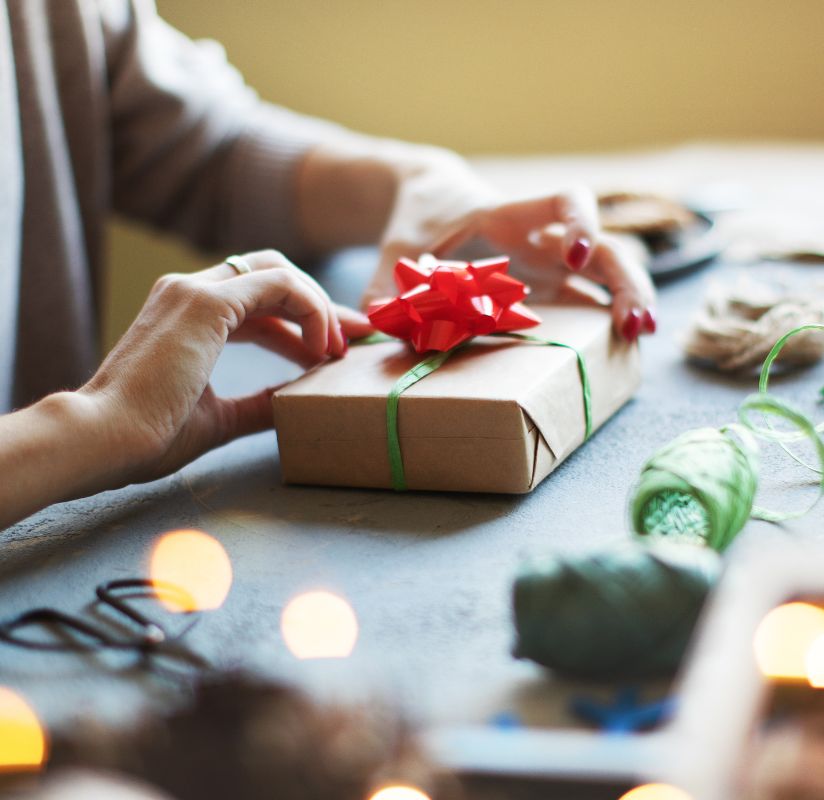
[{"xmin": 684, "ymin": 275, "xmax": 824, "ymax": 371}]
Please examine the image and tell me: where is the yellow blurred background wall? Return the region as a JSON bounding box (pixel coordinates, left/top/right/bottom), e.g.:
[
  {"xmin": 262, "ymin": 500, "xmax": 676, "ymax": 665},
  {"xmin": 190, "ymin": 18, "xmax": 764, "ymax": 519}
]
[{"xmin": 104, "ymin": 0, "xmax": 824, "ymax": 347}]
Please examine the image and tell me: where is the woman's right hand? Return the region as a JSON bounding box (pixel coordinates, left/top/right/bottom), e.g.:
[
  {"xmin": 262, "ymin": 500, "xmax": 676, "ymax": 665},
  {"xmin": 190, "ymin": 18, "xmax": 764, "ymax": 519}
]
[
  {"xmin": 1, "ymin": 249, "xmax": 374, "ymax": 530},
  {"xmin": 78, "ymin": 249, "xmax": 373, "ymax": 490}
]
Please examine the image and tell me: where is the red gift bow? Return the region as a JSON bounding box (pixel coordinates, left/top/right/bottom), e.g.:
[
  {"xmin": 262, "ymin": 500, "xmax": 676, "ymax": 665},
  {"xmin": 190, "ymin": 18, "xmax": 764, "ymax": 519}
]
[{"xmin": 367, "ymin": 255, "xmax": 541, "ymax": 352}]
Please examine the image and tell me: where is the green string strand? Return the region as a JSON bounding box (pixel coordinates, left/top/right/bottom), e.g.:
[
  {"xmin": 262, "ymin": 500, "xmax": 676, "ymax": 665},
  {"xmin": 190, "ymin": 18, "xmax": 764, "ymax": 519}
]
[
  {"xmin": 758, "ymin": 322, "xmax": 824, "ymax": 397},
  {"xmin": 757, "ymin": 322, "xmax": 824, "ymax": 473},
  {"xmin": 738, "ymin": 392, "xmax": 824, "ymax": 522}
]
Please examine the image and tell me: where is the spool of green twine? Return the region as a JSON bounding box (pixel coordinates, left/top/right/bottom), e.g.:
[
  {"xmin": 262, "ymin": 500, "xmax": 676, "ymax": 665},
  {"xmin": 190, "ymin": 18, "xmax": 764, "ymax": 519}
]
[
  {"xmin": 630, "ymin": 323, "xmax": 824, "ymax": 551},
  {"xmin": 631, "ymin": 426, "xmax": 759, "ymax": 551},
  {"xmin": 512, "ymin": 543, "xmax": 721, "ymax": 680}
]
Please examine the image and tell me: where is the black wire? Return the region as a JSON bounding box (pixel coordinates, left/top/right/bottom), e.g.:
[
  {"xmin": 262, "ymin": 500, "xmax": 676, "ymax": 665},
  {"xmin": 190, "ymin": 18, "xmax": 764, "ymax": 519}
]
[{"xmin": 0, "ymin": 577, "xmax": 211, "ymax": 673}]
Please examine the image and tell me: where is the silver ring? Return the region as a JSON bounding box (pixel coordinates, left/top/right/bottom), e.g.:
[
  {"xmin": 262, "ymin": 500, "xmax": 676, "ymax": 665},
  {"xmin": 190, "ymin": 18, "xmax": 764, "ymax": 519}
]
[{"xmin": 225, "ymin": 255, "xmax": 252, "ymax": 275}]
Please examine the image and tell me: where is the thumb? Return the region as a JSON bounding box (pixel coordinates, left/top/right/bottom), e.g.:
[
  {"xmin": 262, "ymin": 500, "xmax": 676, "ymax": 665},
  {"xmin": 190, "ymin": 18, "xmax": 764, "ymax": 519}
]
[
  {"xmin": 220, "ymin": 386, "xmax": 281, "ymax": 441},
  {"xmin": 336, "ymin": 304, "xmax": 375, "ymax": 339}
]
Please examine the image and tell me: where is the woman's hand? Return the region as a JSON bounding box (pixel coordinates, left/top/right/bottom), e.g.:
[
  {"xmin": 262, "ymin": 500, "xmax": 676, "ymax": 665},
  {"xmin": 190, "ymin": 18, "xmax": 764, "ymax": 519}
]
[
  {"xmin": 365, "ymin": 155, "xmax": 656, "ymax": 341},
  {"xmin": 0, "ymin": 249, "xmax": 372, "ymax": 530},
  {"xmin": 80, "ymin": 250, "xmax": 371, "ymax": 488},
  {"xmin": 80, "ymin": 249, "xmax": 372, "ymax": 486}
]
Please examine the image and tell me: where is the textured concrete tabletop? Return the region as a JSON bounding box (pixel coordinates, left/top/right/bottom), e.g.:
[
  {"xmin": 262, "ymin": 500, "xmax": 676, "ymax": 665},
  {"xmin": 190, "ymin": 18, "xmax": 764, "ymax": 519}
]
[{"xmin": 3, "ymin": 145, "xmax": 824, "ymax": 794}]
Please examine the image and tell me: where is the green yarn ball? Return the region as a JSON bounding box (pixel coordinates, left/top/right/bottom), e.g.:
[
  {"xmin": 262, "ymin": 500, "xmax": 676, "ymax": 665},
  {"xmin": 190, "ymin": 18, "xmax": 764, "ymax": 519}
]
[
  {"xmin": 512, "ymin": 543, "xmax": 722, "ymax": 680},
  {"xmin": 630, "ymin": 427, "xmax": 759, "ymax": 551}
]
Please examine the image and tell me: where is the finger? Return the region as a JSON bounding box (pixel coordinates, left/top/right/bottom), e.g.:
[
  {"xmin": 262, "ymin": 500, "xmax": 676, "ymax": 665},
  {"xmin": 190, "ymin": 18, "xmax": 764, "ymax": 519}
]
[
  {"xmin": 266, "ymin": 256, "xmax": 346, "ymax": 356},
  {"xmin": 524, "ymin": 224, "xmax": 566, "ymax": 265},
  {"xmin": 526, "ymin": 228, "xmax": 655, "ymax": 340},
  {"xmin": 241, "ymin": 251, "xmax": 345, "ymax": 357},
  {"xmin": 555, "ymin": 187, "xmax": 599, "ymax": 270},
  {"xmin": 199, "ymin": 254, "xmax": 261, "ymax": 282},
  {"xmin": 514, "ymin": 226, "xmax": 579, "ymax": 300},
  {"xmin": 500, "ymin": 188, "xmax": 599, "ymax": 271},
  {"xmin": 229, "ymin": 317, "xmax": 321, "ymax": 369},
  {"xmin": 586, "ymin": 233, "xmax": 657, "ymax": 341},
  {"xmin": 198, "ymin": 250, "xmax": 297, "ymax": 282},
  {"xmin": 203, "ymin": 250, "xmax": 345, "ymax": 357},
  {"xmin": 555, "ymin": 274, "xmax": 611, "ymax": 307},
  {"xmin": 335, "ymin": 304, "xmax": 375, "ymax": 340},
  {"xmin": 219, "ymin": 387, "xmax": 279, "ymax": 442},
  {"xmin": 217, "ymin": 268, "xmax": 330, "ymax": 356}
]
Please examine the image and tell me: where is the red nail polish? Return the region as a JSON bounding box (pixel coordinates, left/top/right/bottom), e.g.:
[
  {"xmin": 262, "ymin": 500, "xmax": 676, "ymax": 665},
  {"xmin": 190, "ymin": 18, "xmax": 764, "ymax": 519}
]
[
  {"xmin": 622, "ymin": 309, "xmax": 642, "ymax": 341},
  {"xmin": 342, "ymin": 337, "xmax": 349, "ymax": 355},
  {"xmin": 566, "ymin": 237, "xmax": 591, "ymax": 271},
  {"xmin": 643, "ymin": 308, "xmax": 657, "ymax": 334}
]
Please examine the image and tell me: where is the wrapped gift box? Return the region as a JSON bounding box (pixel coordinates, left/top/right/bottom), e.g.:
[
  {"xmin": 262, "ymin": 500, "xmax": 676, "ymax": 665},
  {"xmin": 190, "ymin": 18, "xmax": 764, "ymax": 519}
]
[{"xmin": 271, "ymin": 304, "xmax": 640, "ymax": 493}]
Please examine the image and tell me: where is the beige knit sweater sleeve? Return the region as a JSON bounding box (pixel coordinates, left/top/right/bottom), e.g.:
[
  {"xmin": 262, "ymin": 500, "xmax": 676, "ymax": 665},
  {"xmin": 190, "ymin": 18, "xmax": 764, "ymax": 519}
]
[{"xmin": 99, "ymin": 0, "xmax": 347, "ymax": 260}]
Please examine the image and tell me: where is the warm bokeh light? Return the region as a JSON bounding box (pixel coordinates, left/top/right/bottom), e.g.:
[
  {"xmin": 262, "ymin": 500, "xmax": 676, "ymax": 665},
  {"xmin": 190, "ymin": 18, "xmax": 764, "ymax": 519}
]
[
  {"xmin": 754, "ymin": 602, "xmax": 824, "ymax": 680},
  {"xmin": 0, "ymin": 687, "xmax": 47, "ymax": 772},
  {"xmin": 368, "ymin": 787, "xmax": 432, "ymax": 800},
  {"xmin": 806, "ymin": 633, "xmax": 824, "ymax": 688},
  {"xmin": 149, "ymin": 529, "xmax": 232, "ymax": 613},
  {"xmin": 281, "ymin": 591, "xmax": 359, "ymax": 659},
  {"xmin": 619, "ymin": 784, "xmax": 692, "ymax": 800}
]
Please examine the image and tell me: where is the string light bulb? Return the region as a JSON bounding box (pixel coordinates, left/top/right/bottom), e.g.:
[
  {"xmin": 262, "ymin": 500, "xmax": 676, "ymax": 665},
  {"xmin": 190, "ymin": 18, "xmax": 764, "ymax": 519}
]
[
  {"xmin": 281, "ymin": 590, "xmax": 358, "ymax": 659},
  {"xmin": 618, "ymin": 784, "xmax": 692, "ymax": 800},
  {"xmin": 754, "ymin": 602, "xmax": 824, "ymax": 680},
  {"xmin": 368, "ymin": 786, "xmax": 431, "ymax": 800},
  {"xmin": 149, "ymin": 529, "xmax": 232, "ymax": 612},
  {"xmin": 0, "ymin": 687, "xmax": 47, "ymax": 772}
]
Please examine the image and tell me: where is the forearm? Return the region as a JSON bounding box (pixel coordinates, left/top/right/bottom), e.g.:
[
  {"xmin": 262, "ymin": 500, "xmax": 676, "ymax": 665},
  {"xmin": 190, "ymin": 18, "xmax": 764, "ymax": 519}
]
[
  {"xmin": 296, "ymin": 137, "xmax": 496, "ymax": 254},
  {"xmin": 0, "ymin": 393, "xmax": 120, "ymax": 530}
]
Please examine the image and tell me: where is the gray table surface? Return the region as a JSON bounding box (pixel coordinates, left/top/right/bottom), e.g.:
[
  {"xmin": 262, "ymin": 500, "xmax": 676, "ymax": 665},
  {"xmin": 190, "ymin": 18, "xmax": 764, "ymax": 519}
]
[{"xmin": 4, "ymin": 146, "xmax": 824, "ymax": 796}]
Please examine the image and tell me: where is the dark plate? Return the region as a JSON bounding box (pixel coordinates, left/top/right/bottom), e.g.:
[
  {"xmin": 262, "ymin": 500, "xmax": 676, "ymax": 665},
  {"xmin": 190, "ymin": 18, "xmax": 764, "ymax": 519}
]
[{"xmin": 646, "ymin": 211, "xmax": 723, "ymax": 283}]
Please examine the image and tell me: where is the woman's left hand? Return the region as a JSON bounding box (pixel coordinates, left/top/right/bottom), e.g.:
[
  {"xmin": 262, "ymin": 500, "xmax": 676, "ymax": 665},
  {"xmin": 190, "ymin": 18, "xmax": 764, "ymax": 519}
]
[{"xmin": 365, "ymin": 156, "xmax": 656, "ymax": 341}]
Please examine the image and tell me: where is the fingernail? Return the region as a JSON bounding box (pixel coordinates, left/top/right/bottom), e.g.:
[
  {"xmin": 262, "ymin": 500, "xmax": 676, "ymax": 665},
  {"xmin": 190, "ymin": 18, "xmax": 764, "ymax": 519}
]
[
  {"xmin": 342, "ymin": 337, "xmax": 349, "ymax": 356},
  {"xmin": 642, "ymin": 308, "xmax": 657, "ymax": 334},
  {"xmin": 622, "ymin": 309, "xmax": 642, "ymax": 341},
  {"xmin": 566, "ymin": 237, "xmax": 591, "ymax": 271}
]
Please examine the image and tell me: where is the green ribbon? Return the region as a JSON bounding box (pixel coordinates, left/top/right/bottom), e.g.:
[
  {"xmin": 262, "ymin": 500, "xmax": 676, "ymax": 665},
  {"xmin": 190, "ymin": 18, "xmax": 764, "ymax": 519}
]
[
  {"xmin": 738, "ymin": 392, "xmax": 824, "ymax": 522},
  {"xmin": 378, "ymin": 333, "xmax": 592, "ymax": 491},
  {"xmin": 384, "ymin": 345, "xmax": 465, "ymax": 491},
  {"xmin": 757, "ymin": 322, "xmax": 824, "ymax": 474}
]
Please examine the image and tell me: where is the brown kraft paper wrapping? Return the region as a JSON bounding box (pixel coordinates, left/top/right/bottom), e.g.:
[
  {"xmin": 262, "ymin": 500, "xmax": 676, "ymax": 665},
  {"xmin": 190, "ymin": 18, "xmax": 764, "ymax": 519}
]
[{"xmin": 271, "ymin": 304, "xmax": 641, "ymax": 494}]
